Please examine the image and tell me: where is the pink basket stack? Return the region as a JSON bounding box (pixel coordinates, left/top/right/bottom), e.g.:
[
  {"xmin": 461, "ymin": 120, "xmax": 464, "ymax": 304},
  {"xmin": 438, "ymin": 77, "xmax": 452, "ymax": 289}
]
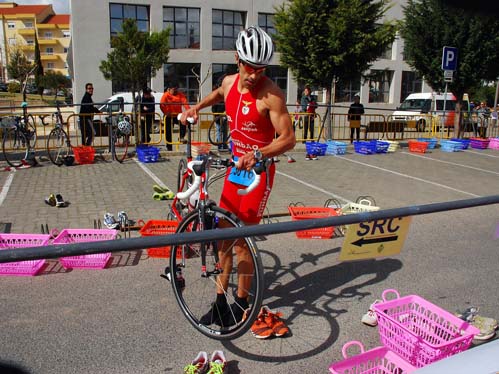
[
  {"xmin": 488, "ymin": 137, "xmax": 499, "ymax": 150},
  {"xmin": 372, "ymin": 289, "xmax": 479, "ymax": 368},
  {"xmin": 329, "ymin": 341, "xmax": 416, "ymax": 374},
  {"xmin": 0, "ymin": 233, "xmax": 51, "ymax": 276},
  {"xmin": 52, "ymin": 229, "xmax": 117, "ymax": 269}
]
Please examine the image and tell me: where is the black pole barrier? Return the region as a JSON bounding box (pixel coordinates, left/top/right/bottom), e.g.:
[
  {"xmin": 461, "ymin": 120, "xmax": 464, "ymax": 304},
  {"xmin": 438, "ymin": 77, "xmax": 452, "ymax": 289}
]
[{"xmin": 1, "ymin": 195, "xmax": 499, "ymax": 263}]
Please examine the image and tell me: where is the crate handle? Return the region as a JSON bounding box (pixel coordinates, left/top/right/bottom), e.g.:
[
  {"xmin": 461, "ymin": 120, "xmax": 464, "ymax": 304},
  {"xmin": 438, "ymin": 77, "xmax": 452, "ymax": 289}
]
[
  {"xmin": 381, "ymin": 288, "xmax": 400, "ymax": 301},
  {"xmin": 341, "ymin": 341, "xmax": 365, "ymax": 359}
]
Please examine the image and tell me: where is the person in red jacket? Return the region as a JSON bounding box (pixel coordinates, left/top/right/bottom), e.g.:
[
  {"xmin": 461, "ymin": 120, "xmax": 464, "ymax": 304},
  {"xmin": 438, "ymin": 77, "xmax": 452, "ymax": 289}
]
[{"xmin": 160, "ymin": 82, "xmax": 190, "ymax": 151}]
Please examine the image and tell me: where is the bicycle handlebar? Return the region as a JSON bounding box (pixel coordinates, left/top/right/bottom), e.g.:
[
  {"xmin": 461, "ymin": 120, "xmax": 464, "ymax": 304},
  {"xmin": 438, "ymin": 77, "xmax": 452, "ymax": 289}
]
[{"xmin": 177, "ymin": 113, "xmax": 196, "ymax": 124}]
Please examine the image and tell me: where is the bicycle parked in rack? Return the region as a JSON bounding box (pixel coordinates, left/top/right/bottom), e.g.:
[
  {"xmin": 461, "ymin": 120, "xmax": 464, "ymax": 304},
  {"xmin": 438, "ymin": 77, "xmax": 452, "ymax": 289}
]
[
  {"xmin": 208, "ymin": 113, "xmax": 230, "ymax": 151},
  {"xmin": 44, "ymin": 102, "xmax": 74, "ymax": 166},
  {"xmin": 164, "ymin": 116, "xmax": 268, "ymax": 340},
  {"xmin": 1, "ymin": 104, "xmax": 37, "ymax": 168},
  {"xmin": 108, "ymin": 110, "xmax": 132, "ymax": 163}
]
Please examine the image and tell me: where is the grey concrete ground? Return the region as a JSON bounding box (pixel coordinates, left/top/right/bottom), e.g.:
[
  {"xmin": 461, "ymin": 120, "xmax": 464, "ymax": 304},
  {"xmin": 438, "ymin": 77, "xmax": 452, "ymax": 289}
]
[{"xmin": 0, "ymin": 142, "xmax": 499, "ymax": 373}]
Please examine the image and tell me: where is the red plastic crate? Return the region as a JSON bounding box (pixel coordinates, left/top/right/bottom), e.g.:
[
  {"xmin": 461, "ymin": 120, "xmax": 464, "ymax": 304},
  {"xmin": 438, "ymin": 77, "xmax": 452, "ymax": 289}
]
[
  {"xmin": 139, "ymin": 220, "xmax": 179, "ymax": 258},
  {"xmin": 72, "ymin": 146, "xmax": 95, "ymax": 164},
  {"xmin": 52, "ymin": 229, "xmax": 117, "ymax": 269},
  {"xmin": 0, "ymin": 233, "xmax": 50, "ymax": 276},
  {"xmin": 408, "ymin": 140, "xmax": 428, "ymax": 153},
  {"xmin": 288, "ymin": 206, "xmax": 338, "ymax": 239}
]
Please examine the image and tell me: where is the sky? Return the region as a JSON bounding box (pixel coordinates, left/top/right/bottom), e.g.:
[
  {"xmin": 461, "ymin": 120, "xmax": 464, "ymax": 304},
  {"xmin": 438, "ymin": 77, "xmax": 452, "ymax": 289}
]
[{"xmin": 10, "ymin": 0, "xmax": 70, "ymax": 14}]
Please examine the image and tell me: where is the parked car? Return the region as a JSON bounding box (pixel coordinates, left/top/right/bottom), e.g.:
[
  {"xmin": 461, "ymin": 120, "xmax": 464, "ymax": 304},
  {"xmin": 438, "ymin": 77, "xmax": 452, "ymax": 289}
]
[{"xmin": 0, "ymin": 82, "xmax": 8, "ymax": 92}]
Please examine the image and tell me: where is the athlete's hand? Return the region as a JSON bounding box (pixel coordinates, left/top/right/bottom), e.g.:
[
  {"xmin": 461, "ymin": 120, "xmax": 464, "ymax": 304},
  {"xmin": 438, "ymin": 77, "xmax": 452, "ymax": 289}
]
[
  {"xmin": 236, "ymin": 151, "xmax": 257, "ymax": 172},
  {"xmin": 179, "ymin": 109, "xmax": 198, "ymax": 125}
]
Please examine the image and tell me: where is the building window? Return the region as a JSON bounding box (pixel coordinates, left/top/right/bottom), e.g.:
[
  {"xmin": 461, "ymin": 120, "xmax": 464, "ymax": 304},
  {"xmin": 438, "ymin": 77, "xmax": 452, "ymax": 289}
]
[
  {"xmin": 164, "ymin": 63, "xmax": 200, "ymax": 103},
  {"xmin": 400, "ymin": 71, "xmax": 422, "ymax": 102},
  {"xmin": 46, "ymin": 47, "xmax": 54, "ymax": 55},
  {"xmin": 265, "ymin": 66, "xmax": 288, "ymax": 97},
  {"xmin": 26, "ymin": 39, "xmax": 35, "ymax": 45},
  {"xmin": 7, "ymin": 22, "xmax": 15, "ymax": 29},
  {"xmin": 335, "ymin": 78, "xmax": 361, "ymax": 103},
  {"xmin": 212, "ymin": 9, "xmax": 245, "ymax": 50},
  {"xmin": 63, "ymin": 30, "xmax": 71, "ymax": 38},
  {"xmin": 163, "ymin": 7, "xmax": 200, "ymax": 49},
  {"xmin": 63, "ymin": 47, "xmax": 68, "ymax": 53},
  {"xmin": 47, "ymin": 62, "xmax": 55, "ymax": 69},
  {"xmin": 368, "ymin": 70, "xmax": 393, "ymax": 103},
  {"xmin": 110, "ymin": 3, "xmax": 149, "ymax": 38},
  {"xmin": 44, "ymin": 32, "xmax": 53, "ymax": 39},
  {"xmin": 212, "ymin": 63, "xmax": 238, "ymax": 88},
  {"xmin": 381, "ymin": 42, "xmax": 393, "ymax": 60},
  {"xmin": 8, "ymin": 38, "xmax": 17, "ymax": 46},
  {"xmin": 24, "ymin": 22, "xmax": 33, "ymax": 29}
]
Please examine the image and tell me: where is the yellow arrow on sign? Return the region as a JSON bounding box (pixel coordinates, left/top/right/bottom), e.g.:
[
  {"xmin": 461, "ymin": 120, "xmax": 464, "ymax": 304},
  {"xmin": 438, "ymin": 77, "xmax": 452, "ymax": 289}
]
[{"xmin": 339, "ymin": 216, "xmax": 412, "ymax": 261}]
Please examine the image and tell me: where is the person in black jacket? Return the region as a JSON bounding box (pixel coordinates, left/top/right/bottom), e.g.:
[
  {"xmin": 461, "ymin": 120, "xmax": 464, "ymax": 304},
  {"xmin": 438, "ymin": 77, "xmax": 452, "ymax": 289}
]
[
  {"xmin": 78, "ymin": 83, "xmax": 101, "ymax": 146},
  {"xmin": 140, "ymin": 87, "xmax": 155, "ymax": 144},
  {"xmin": 348, "ymin": 95, "xmax": 364, "ymax": 143}
]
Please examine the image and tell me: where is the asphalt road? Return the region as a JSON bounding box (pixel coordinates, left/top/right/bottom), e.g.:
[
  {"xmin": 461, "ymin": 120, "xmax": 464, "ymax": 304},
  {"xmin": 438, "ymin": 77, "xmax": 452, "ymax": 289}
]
[{"xmin": 1, "ymin": 142, "xmax": 498, "ymax": 373}]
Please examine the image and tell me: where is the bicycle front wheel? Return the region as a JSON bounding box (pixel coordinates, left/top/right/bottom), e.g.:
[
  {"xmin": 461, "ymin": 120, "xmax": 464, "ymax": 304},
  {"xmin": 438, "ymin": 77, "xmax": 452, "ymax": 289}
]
[
  {"xmin": 112, "ymin": 129, "xmax": 130, "ymax": 163},
  {"xmin": 24, "ymin": 114, "xmax": 37, "ymax": 149},
  {"xmin": 47, "ymin": 127, "xmax": 71, "ymax": 166},
  {"xmin": 169, "ymin": 205, "xmax": 264, "ymax": 340},
  {"xmin": 2, "ymin": 128, "xmax": 29, "ymax": 168}
]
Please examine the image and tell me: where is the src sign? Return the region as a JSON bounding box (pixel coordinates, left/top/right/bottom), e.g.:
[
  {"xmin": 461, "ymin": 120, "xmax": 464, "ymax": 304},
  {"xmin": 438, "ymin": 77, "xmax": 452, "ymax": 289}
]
[{"xmin": 339, "ymin": 217, "xmax": 412, "ymax": 261}]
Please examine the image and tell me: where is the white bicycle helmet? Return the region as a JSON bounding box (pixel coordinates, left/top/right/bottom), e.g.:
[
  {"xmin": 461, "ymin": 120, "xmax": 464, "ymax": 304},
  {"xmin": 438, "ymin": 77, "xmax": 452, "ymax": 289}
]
[
  {"xmin": 118, "ymin": 118, "xmax": 132, "ymax": 135},
  {"xmin": 236, "ymin": 26, "xmax": 274, "ymax": 67}
]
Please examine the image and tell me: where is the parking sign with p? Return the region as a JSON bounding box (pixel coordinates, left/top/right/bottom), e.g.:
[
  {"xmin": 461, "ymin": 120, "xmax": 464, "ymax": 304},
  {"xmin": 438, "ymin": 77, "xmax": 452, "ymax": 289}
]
[{"xmin": 442, "ymin": 46, "xmax": 458, "ymax": 71}]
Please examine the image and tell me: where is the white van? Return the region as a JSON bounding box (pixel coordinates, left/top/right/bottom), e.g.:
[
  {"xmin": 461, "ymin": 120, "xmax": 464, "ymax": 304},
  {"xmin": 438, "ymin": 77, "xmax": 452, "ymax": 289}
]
[
  {"xmin": 392, "ymin": 92, "xmax": 457, "ymax": 131},
  {"xmin": 97, "ymin": 92, "xmax": 164, "ymax": 114}
]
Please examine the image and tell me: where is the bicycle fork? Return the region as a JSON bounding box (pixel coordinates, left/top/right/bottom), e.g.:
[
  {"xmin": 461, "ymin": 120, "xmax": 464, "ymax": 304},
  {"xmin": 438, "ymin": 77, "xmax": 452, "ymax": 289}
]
[{"xmin": 199, "ymin": 206, "xmax": 222, "ymax": 278}]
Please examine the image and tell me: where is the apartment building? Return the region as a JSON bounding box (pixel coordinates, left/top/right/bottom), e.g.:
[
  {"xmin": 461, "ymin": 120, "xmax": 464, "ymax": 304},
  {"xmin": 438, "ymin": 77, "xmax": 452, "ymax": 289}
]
[
  {"xmin": 0, "ymin": 2, "xmax": 70, "ymax": 82},
  {"xmin": 70, "ymin": 0, "xmax": 428, "ymax": 111}
]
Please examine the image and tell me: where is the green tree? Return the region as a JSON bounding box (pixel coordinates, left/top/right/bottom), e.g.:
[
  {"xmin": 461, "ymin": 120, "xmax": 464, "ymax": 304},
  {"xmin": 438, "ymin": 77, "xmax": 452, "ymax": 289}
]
[
  {"xmin": 99, "ymin": 19, "xmax": 170, "ymax": 118},
  {"xmin": 41, "ymin": 70, "xmax": 71, "ymax": 101},
  {"xmin": 274, "ymin": 0, "xmax": 396, "ymax": 139},
  {"xmin": 401, "ymin": 0, "xmax": 499, "ymax": 135},
  {"xmin": 33, "ymin": 36, "xmax": 44, "ymax": 96},
  {"xmin": 6, "ymin": 47, "xmax": 36, "ymax": 102}
]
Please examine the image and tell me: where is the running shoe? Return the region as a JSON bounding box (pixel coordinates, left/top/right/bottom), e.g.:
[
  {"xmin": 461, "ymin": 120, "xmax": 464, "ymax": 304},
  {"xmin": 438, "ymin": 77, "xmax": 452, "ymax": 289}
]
[
  {"xmin": 207, "ymin": 351, "xmax": 226, "ymax": 374},
  {"xmin": 249, "ymin": 308, "xmax": 274, "ymax": 339},
  {"xmin": 310, "ymin": 154, "xmax": 318, "ymax": 160},
  {"xmin": 361, "ymin": 299, "xmax": 383, "ymax": 327},
  {"xmin": 103, "ymin": 213, "xmax": 119, "ymax": 229},
  {"xmin": 305, "ymin": 154, "xmax": 311, "ymax": 161},
  {"xmin": 261, "ymin": 306, "xmax": 289, "ymax": 337},
  {"xmin": 287, "ymin": 155, "xmax": 296, "ymax": 163},
  {"xmin": 55, "ymin": 194, "xmax": 65, "ymax": 207},
  {"xmin": 117, "ymin": 211, "xmax": 128, "ymax": 229},
  {"xmin": 183, "ymin": 351, "xmax": 208, "ymax": 374},
  {"xmin": 44, "ymin": 194, "xmax": 56, "ymax": 207}
]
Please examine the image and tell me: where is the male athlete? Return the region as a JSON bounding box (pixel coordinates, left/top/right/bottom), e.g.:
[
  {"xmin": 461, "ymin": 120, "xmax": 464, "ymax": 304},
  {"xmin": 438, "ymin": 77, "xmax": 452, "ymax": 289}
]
[{"xmin": 180, "ymin": 26, "xmax": 295, "ymax": 326}]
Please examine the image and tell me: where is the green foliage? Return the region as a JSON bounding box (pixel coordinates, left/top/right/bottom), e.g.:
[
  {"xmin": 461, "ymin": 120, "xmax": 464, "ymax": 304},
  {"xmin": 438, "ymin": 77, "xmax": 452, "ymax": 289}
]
[
  {"xmin": 99, "ymin": 19, "xmax": 170, "ymax": 104},
  {"xmin": 273, "ymin": 0, "xmax": 396, "ymax": 87},
  {"xmin": 401, "ymin": 0, "xmax": 499, "ymax": 101},
  {"xmin": 8, "ymin": 82, "xmax": 20, "ymax": 93},
  {"xmin": 41, "ymin": 70, "xmax": 71, "ymax": 97}
]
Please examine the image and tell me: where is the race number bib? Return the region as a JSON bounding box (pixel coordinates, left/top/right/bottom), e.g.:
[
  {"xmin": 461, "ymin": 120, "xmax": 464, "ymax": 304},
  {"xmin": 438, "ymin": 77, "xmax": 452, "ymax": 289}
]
[{"xmin": 227, "ymin": 167, "xmax": 255, "ymax": 187}]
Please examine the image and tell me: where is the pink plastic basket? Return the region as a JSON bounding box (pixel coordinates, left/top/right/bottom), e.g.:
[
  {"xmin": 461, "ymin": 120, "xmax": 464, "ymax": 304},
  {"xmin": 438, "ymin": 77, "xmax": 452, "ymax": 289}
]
[
  {"xmin": 0, "ymin": 233, "xmax": 50, "ymax": 276},
  {"xmin": 329, "ymin": 341, "xmax": 416, "ymax": 374},
  {"xmin": 488, "ymin": 137, "xmax": 499, "ymax": 150},
  {"xmin": 52, "ymin": 229, "xmax": 117, "ymax": 269},
  {"xmin": 373, "ymin": 289, "xmax": 479, "ymax": 368}
]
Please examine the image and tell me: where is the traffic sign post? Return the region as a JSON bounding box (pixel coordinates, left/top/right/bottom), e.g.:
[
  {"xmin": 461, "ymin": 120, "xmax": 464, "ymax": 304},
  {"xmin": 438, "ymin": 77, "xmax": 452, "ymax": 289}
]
[{"xmin": 442, "ymin": 46, "xmax": 458, "ymax": 71}]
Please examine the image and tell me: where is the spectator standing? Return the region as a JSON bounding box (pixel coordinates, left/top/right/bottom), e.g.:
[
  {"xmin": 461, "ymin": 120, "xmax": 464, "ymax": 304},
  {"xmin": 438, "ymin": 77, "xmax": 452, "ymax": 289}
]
[
  {"xmin": 300, "ymin": 86, "xmax": 316, "ymax": 142},
  {"xmin": 348, "ymin": 94, "xmax": 364, "ymax": 143},
  {"xmin": 160, "ymin": 82, "xmax": 190, "ymax": 151},
  {"xmin": 212, "ymin": 76, "xmax": 229, "ymax": 151},
  {"xmin": 78, "ymin": 83, "xmax": 101, "ymax": 146},
  {"xmin": 140, "ymin": 87, "xmax": 155, "ymax": 144},
  {"xmin": 476, "ymin": 101, "xmax": 491, "ymax": 138}
]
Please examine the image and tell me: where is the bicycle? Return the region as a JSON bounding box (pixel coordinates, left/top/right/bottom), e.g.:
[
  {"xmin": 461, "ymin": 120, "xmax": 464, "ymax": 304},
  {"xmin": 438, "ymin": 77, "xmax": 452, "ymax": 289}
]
[
  {"xmin": 45, "ymin": 102, "xmax": 74, "ymax": 166},
  {"xmin": 207, "ymin": 113, "xmax": 230, "ymax": 151},
  {"xmin": 108, "ymin": 110, "xmax": 132, "ymax": 163},
  {"xmin": 165, "ymin": 116, "xmax": 268, "ymax": 340},
  {"xmin": 1, "ymin": 109, "xmax": 37, "ymax": 168}
]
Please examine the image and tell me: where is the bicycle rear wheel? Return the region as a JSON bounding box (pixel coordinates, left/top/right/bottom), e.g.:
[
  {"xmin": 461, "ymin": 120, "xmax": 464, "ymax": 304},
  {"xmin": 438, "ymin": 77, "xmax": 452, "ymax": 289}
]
[
  {"xmin": 169, "ymin": 205, "xmax": 264, "ymax": 340},
  {"xmin": 47, "ymin": 127, "xmax": 71, "ymax": 166},
  {"xmin": 112, "ymin": 129, "xmax": 130, "ymax": 163},
  {"xmin": 2, "ymin": 128, "xmax": 29, "ymax": 168}
]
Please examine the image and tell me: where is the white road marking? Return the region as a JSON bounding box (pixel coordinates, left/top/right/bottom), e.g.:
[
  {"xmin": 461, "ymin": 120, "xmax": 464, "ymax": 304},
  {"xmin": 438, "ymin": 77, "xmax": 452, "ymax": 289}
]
[
  {"xmin": 401, "ymin": 151, "xmax": 499, "ymax": 176},
  {"xmin": 276, "ymin": 171, "xmax": 354, "ymax": 203},
  {"xmin": 335, "ymin": 156, "xmax": 480, "ymax": 197},
  {"xmin": 0, "ymin": 171, "xmax": 15, "ymax": 207},
  {"xmin": 134, "ymin": 159, "xmax": 168, "ymax": 187},
  {"xmin": 464, "ymin": 149, "xmax": 499, "ymax": 158}
]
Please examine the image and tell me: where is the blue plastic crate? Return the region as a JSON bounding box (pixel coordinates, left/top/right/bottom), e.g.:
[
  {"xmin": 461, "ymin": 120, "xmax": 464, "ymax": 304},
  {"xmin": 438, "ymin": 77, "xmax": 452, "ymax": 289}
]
[
  {"xmin": 440, "ymin": 140, "xmax": 462, "ymax": 152},
  {"xmin": 375, "ymin": 140, "xmax": 390, "ymax": 154},
  {"xmin": 353, "ymin": 141, "xmax": 376, "ymax": 155},
  {"xmin": 450, "ymin": 138, "xmax": 470, "ymax": 150},
  {"xmin": 417, "ymin": 137, "xmax": 438, "ymax": 149},
  {"xmin": 305, "ymin": 141, "xmax": 328, "ymax": 156},
  {"xmin": 136, "ymin": 145, "xmax": 160, "ymax": 163},
  {"xmin": 326, "ymin": 140, "xmax": 347, "ymax": 155}
]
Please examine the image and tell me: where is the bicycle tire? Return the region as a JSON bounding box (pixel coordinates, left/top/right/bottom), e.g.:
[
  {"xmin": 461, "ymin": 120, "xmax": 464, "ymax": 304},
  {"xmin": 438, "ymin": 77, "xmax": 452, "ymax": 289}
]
[
  {"xmin": 47, "ymin": 127, "xmax": 71, "ymax": 166},
  {"xmin": 2, "ymin": 127, "xmax": 29, "ymax": 168},
  {"xmin": 112, "ymin": 128, "xmax": 130, "ymax": 163},
  {"xmin": 24, "ymin": 114, "xmax": 37, "ymax": 149},
  {"xmin": 169, "ymin": 205, "xmax": 264, "ymax": 340},
  {"xmin": 208, "ymin": 116, "xmax": 230, "ymax": 148}
]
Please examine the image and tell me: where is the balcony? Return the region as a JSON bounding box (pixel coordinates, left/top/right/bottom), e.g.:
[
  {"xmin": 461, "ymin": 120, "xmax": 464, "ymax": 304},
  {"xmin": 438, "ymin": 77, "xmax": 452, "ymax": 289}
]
[
  {"xmin": 36, "ymin": 24, "xmax": 56, "ymax": 29},
  {"xmin": 38, "ymin": 38, "xmax": 58, "ymax": 46},
  {"xmin": 40, "ymin": 53, "xmax": 58, "ymax": 61},
  {"xmin": 18, "ymin": 28, "xmax": 35, "ymax": 36},
  {"xmin": 20, "ymin": 44, "xmax": 35, "ymax": 52}
]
